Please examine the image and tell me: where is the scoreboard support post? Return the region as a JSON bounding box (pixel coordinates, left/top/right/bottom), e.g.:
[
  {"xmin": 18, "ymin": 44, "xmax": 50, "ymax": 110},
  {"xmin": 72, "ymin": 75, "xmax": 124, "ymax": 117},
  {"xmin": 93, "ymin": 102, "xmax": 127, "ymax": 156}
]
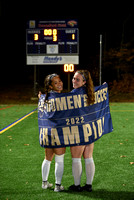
[
  {"xmin": 34, "ymin": 65, "xmax": 36, "ymax": 95},
  {"xmin": 68, "ymin": 73, "xmax": 70, "ymax": 92},
  {"xmin": 64, "ymin": 64, "xmax": 75, "ymax": 91}
]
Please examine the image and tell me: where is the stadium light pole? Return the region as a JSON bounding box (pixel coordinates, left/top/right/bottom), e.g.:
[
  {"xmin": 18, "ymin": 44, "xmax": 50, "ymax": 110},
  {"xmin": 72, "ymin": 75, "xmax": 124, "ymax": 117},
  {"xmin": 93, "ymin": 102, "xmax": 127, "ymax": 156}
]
[
  {"xmin": 34, "ymin": 65, "xmax": 36, "ymax": 95},
  {"xmin": 99, "ymin": 34, "xmax": 102, "ymax": 85},
  {"xmin": 68, "ymin": 73, "xmax": 70, "ymax": 92}
]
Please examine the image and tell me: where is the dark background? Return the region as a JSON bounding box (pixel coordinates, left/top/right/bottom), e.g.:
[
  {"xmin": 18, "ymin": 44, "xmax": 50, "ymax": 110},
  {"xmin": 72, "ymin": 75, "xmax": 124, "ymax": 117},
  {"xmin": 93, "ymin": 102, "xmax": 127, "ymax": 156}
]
[{"xmin": 0, "ymin": 1, "xmax": 134, "ymax": 100}]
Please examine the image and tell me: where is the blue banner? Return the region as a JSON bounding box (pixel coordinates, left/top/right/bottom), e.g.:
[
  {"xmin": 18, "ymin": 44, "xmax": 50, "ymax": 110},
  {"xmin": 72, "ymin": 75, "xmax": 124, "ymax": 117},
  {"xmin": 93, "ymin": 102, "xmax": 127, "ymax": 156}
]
[{"xmin": 38, "ymin": 83, "xmax": 113, "ymax": 148}]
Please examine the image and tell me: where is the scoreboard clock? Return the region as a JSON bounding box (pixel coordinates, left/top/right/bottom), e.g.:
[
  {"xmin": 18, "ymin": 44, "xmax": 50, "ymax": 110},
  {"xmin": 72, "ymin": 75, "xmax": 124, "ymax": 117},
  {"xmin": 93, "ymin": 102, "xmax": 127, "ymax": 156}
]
[{"xmin": 26, "ymin": 20, "xmax": 79, "ymax": 65}]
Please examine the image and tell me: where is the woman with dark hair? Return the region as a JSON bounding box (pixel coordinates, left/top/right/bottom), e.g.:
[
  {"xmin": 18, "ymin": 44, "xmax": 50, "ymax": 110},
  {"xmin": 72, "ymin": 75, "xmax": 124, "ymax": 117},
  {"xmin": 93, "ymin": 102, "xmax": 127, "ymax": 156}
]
[{"xmin": 39, "ymin": 73, "xmax": 66, "ymax": 192}]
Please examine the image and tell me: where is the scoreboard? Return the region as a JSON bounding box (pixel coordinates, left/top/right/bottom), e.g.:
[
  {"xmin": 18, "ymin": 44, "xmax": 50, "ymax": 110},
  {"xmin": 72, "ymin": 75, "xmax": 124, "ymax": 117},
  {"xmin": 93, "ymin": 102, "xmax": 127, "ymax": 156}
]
[{"xmin": 26, "ymin": 20, "xmax": 79, "ymax": 65}]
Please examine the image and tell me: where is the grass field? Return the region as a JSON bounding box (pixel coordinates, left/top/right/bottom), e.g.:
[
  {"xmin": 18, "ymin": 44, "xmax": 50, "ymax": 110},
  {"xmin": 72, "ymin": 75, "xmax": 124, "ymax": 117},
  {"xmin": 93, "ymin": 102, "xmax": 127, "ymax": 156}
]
[{"xmin": 0, "ymin": 103, "xmax": 134, "ymax": 200}]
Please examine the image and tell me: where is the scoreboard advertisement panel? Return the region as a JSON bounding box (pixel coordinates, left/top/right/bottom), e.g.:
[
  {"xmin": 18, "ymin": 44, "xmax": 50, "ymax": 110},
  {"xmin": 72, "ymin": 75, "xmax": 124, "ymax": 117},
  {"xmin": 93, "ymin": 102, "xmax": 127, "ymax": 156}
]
[{"xmin": 26, "ymin": 20, "xmax": 79, "ymax": 65}]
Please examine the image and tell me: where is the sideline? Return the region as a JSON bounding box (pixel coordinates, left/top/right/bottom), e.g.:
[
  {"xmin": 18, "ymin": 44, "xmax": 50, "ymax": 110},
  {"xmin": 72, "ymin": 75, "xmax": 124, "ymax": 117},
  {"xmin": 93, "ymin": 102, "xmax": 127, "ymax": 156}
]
[
  {"xmin": 111, "ymin": 110, "xmax": 134, "ymax": 112},
  {"xmin": 0, "ymin": 105, "xmax": 14, "ymax": 110},
  {"xmin": 0, "ymin": 108, "xmax": 37, "ymax": 134}
]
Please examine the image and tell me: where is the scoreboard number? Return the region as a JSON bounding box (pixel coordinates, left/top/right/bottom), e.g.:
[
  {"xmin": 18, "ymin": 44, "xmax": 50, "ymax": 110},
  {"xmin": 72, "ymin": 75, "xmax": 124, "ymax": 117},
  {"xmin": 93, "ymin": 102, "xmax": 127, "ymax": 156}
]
[
  {"xmin": 44, "ymin": 29, "xmax": 57, "ymax": 41},
  {"xmin": 34, "ymin": 34, "xmax": 39, "ymax": 41},
  {"xmin": 64, "ymin": 64, "xmax": 74, "ymax": 72}
]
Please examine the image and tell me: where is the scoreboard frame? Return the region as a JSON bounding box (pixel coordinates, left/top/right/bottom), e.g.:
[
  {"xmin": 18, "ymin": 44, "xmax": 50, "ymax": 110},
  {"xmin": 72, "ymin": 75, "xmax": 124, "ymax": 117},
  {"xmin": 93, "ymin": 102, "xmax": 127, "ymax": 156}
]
[{"xmin": 26, "ymin": 20, "xmax": 79, "ymax": 65}]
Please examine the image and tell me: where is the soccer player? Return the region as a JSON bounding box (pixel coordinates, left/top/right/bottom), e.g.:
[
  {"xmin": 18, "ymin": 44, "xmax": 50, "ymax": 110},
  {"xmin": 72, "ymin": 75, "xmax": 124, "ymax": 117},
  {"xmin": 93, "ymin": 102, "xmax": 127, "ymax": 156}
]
[
  {"xmin": 39, "ymin": 74, "xmax": 65, "ymax": 192},
  {"xmin": 69, "ymin": 70, "xmax": 95, "ymax": 192}
]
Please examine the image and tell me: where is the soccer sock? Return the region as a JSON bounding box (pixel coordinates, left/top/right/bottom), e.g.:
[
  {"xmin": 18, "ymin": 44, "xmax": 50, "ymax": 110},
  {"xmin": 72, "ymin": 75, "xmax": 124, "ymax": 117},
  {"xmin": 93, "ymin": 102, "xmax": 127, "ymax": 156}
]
[
  {"xmin": 55, "ymin": 154, "xmax": 64, "ymax": 185},
  {"xmin": 72, "ymin": 158, "xmax": 82, "ymax": 186},
  {"xmin": 42, "ymin": 159, "xmax": 51, "ymax": 182},
  {"xmin": 85, "ymin": 157, "xmax": 95, "ymax": 185}
]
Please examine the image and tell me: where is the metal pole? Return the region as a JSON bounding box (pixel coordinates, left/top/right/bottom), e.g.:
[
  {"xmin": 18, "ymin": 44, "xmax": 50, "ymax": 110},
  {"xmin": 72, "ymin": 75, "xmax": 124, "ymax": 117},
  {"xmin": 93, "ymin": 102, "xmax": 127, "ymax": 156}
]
[
  {"xmin": 99, "ymin": 35, "xmax": 102, "ymax": 85},
  {"xmin": 68, "ymin": 73, "xmax": 70, "ymax": 92},
  {"xmin": 34, "ymin": 65, "xmax": 36, "ymax": 95}
]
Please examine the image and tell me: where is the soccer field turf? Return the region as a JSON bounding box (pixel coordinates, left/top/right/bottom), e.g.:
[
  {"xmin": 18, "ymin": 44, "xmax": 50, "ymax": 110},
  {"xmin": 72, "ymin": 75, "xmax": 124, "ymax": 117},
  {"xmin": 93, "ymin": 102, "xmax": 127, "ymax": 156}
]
[{"xmin": 0, "ymin": 103, "xmax": 134, "ymax": 200}]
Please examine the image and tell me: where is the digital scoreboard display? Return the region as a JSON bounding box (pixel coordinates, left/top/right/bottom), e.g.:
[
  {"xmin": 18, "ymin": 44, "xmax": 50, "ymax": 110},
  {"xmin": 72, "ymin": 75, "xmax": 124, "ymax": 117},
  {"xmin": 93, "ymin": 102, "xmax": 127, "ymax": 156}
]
[{"xmin": 26, "ymin": 20, "xmax": 79, "ymax": 65}]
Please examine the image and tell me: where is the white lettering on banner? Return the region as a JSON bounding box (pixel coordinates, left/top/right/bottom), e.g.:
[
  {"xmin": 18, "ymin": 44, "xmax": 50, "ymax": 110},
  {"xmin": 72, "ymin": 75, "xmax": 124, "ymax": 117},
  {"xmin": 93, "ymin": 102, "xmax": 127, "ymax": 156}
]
[
  {"xmin": 39, "ymin": 89, "xmax": 108, "ymax": 113},
  {"xmin": 73, "ymin": 95, "xmax": 82, "ymax": 108},
  {"xmin": 83, "ymin": 117, "xmax": 104, "ymax": 142},
  {"xmin": 66, "ymin": 117, "xmax": 84, "ymax": 126},
  {"xmin": 62, "ymin": 126, "xmax": 80, "ymax": 145},
  {"xmin": 39, "ymin": 117, "xmax": 105, "ymax": 146},
  {"xmin": 51, "ymin": 128, "xmax": 61, "ymax": 146},
  {"xmin": 67, "ymin": 96, "xmax": 74, "ymax": 109},
  {"xmin": 83, "ymin": 94, "xmax": 88, "ymax": 107},
  {"xmin": 40, "ymin": 128, "xmax": 49, "ymax": 146},
  {"xmin": 83, "ymin": 124, "xmax": 92, "ymax": 142},
  {"xmin": 92, "ymin": 122, "xmax": 97, "ymax": 139},
  {"xmin": 55, "ymin": 97, "xmax": 67, "ymax": 111},
  {"xmin": 94, "ymin": 88, "xmax": 108, "ymax": 104}
]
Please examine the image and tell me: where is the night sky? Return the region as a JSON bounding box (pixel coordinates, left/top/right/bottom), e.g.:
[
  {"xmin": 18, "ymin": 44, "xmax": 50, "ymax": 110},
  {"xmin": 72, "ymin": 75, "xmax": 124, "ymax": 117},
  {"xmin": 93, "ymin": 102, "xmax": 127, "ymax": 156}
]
[{"xmin": 0, "ymin": 2, "xmax": 134, "ymax": 89}]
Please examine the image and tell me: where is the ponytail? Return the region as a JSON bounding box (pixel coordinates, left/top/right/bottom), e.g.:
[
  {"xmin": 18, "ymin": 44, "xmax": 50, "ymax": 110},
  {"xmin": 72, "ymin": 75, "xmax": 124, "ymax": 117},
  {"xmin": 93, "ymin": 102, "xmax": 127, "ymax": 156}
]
[
  {"xmin": 86, "ymin": 72, "xmax": 95, "ymax": 105},
  {"xmin": 76, "ymin": 70, "xmax": 95, "ymax": 105}
]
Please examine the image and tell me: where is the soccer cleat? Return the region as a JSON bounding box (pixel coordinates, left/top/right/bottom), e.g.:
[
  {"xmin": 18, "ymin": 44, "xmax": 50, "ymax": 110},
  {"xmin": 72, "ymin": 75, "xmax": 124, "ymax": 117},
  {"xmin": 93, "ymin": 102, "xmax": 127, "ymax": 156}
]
[
  {"xmin": 82, "ymin": 184, "xmax": 92, "ymax": 192},
  {"xmin": 42, "ymin": 181, "xmax": 53, "ymax": 189},
  {"xmin": 69, "ymin": 184, "xmax": 83, "ymax": 192},
  {"xmin": 54, "ymin": 184, "xmax": 64, "ymax": 192}
]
